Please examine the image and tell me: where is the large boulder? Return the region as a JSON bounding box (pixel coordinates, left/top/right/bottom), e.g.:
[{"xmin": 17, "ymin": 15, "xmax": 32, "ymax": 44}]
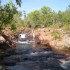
[{"xmin": 0, "ymin": 36, "xmax": 5, "ymax": 43}]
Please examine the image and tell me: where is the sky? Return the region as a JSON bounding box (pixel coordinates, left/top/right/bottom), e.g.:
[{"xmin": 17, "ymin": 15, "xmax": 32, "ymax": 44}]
[{"xmin": 1, "ymin": 0, "xmax": 70, "ymax": 18}]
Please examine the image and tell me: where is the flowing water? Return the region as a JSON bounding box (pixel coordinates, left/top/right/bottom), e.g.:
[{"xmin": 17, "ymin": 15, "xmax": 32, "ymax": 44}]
[{"xmin": 2, "ymin": 43, "xmax": 70, "ymax": 70}]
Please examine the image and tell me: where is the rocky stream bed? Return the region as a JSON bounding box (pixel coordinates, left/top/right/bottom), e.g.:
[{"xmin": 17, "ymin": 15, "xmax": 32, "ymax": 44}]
[{"xmin": 0, "ymin": 43, "xmax": 70, "ymax": 70}]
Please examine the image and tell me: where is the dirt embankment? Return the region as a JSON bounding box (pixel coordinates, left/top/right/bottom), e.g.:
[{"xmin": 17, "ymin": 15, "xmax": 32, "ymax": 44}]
[
  {"xmin": 33, "ymin": 28, "xmax": 70, "ymax": 52},
  {"xmin": 0, "ymin": 27, "xmax": 70, "ymax": 53},
  {"xmin": 0, "ymin": 28, "xmax": 16, "ymax": 60},
  {"xmin": 0, "ymin": 28, "xmax": 16, "ymax": 49}
]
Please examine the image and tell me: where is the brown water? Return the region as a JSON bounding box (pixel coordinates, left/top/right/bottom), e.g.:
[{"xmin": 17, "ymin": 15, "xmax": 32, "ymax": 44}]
[{"xmin": 2, "ymin": 43, "xmax": 70, "ymax": 70}]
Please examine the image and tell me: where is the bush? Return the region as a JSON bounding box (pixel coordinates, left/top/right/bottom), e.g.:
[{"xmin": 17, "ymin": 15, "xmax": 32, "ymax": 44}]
[
  {"xmin": 63, "ymin": 23, "xmax": 70, "ymax": 31},
  {"xmin": 50, "ymin": 23, "xmax": 63, "ymax": 29},
  {"xmin": 52, "ymin": 30, "xmax": 62, "ymax": 40},
  {"xmin": 63, "ymin": 45, "xmax": 70, "ymax": 52}
]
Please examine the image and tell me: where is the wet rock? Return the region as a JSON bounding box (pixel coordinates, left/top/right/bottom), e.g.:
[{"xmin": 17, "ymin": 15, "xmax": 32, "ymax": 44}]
[
  {"xmin": 29, "ymin": 51, "xmax": 53, "ymax": 57},
  {"xmin": 3, "ymin": 59, "xmax": 16, "ymax": 66},
  {"xmin": 33, "ymin": 47, "xmax": 52, "ymax": 52},
  {"xmin": 5, "ymin": 48, "xmax": 16, "ymax": 56},
  {"xmin": 15, "ymin": 47, "xmax": 34, "ymax": 54},
  {"xmin": 45, "ymin": 57, "xmax": 64, "ymax": 70},
  {"xmin": 46, "ymin": 57, "xmax": 60, "ymax": 67},
  {"xmin": 2, "ymin": 43, "xmax": 67, "ymax": 70},
  {"xmin": 17, "ymin": 61, "xmax": 38, "ymax": 67},
  {"xmin": 60, "ymin": 60, "xmax": 70, "ymax": 70},
  {"xmin": 0, "ymin": 65, "xmax": 3, "ymax": 70},
  {"xmin": 6, "ymin": 48, "xmax": 15, "ymax": 53},
  {"xmin": 3, "ymin": 55, "xmax": 21, "ymax": 61},
  {"xmin": 0, "ymin": 42, "xmax": 9, "ymax": 50},
  {"xmin": 6, "ymin": 65, "xmax": 29, "ymax": 70},
  {"xmin": 20, "ymin": 51, "xmax": 55, "ymax": 61},
  {"xmin": 0, "ymin": 36, "xmax": 5, "ymax": 43},
  {"xmin": 3, "ymin": 55, "xmax": 21, "ymax": 65},
  {"xmin": 53, "ymin": 53, "xmax": 66, "ymax": 59},
  {"xmin": 15, "ymin": 49, "xmax": 31, "ymax": 54}
]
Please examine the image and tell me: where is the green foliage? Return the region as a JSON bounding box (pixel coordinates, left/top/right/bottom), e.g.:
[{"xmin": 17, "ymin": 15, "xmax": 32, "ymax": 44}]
[
  {"xmin": 12, "ymin": 11, "xmax": 24, "ymax": 27},
  {"xmin": 24, "ymin": 5, "xmax": 70, "ymax": 29},
  {"xmin": 50, "ymin": 23, "xmax": 63, "ymax": 29},
  {"xmin": 10, "ymin": 24, "xmax": 16, "ymax": 31},
  {"xmin": 41, "ymin": 6, "xmax": 52, "ymax": 14},
  {"xmin": 25, "ymin": 10, "xmax": 40, "ymax": 28},
  {"xmin": 63, "ymin": 45, "xmax": 70, "ymax": 52},
  {"xmin": 25, "ymin": 6, "xmax": 53, "ymax": 28},
  {"xmin": 63, "ymin": 23, "xmax": 70, "ymax": 31},
  {"xmin": 16, "ymin": 0, "xmax": 22, "ymax": 7},
  {"xmin": 0, "ymin": 0, "xmax": 22, "ymax": 7},
  {"xmin": 0, "ymin": 2, "xmax": 18, "ymax": 32},
  {"xmin": 0, "ymin": 2, "xmax": 23, "ymax": 34},
  {"xmin": 51, "ymin": 30, "xmax": 62, "ymax": 40},
  {"xmin": 0, "ymin": 1, "xmax": 70, "ymax": 33}
]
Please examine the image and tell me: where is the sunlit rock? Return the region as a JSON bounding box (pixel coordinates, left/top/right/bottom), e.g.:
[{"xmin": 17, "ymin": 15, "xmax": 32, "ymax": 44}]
[{"xmin": 0, "ymin": 36, "xmax": 5, "ymax": 43}]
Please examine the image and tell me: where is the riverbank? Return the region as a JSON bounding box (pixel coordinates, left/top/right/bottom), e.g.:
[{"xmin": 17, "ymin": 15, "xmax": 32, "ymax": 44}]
[
  {"xmin": 0, "ymin": 27, "xmax": 70, "ymax": 70},
  {"xmin": 1, "ymin": 42, "xmax": 70, "ymax": 70},
  {"xmin": 0, "ymin": 27, "xmax": 70, "ymax": 55},
  {"xmin": 33, "ymin": 28, "xmax": 70, "ymax": 52}
]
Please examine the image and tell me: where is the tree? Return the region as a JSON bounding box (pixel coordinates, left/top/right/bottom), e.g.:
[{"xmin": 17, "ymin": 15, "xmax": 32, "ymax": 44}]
[
  {"xmin": 0, "ymin": 0, "xmax": 22, "ymax": 7},
  {"xmin": 40, "ymin": 6, "xmax": 53, "ymax": 27},
  {"xmin": 0, "ymin": 2, "xmax": 18, "ymax": 32},
  {"xmin": 25, "ymin": 6, "xmax": 53, "ymax": 28},
  {"xmin": 16, "ymin": 0, "xmax": 22, "ymax": 7},
  {"xmin": 24, "ymin": 5, "xmax": 70, "ymax": 29},
  {"xmin": 57, "ymin": 10, "xmax": 63, "ymax": 24},
  {"xmin": 10, "ymin": 11, "xmax": 24, "ymax": 30},
  {"xmin": 64, "ymin": 5, "xmax": 70, "ymax": 24},
  {"xmin": 25, "ymin": 10, "xmax": 40, "ymax": 28},
  {"xmin": 41, "ymin": 6, "xmax": 52, "ymax": 14}
]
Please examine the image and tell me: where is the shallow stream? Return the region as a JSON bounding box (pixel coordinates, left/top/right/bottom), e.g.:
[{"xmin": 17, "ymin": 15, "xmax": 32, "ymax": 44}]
[{"xmin": 2, "ymin": 43, "xmax": 70, "ymax": 70}]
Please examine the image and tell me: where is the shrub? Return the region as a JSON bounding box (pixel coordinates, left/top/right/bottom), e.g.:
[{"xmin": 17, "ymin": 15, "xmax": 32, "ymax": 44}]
[
  {"xmin": 63, "ymin": 45, "xmax": 70, "ymax": 52},
  {"xmin": 63, "ymin": 23, "xmax": 70, "ymax": 31},
  {"xmin": 52, "ymin": 30, "xmax": 62, "ymax": 40}
]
